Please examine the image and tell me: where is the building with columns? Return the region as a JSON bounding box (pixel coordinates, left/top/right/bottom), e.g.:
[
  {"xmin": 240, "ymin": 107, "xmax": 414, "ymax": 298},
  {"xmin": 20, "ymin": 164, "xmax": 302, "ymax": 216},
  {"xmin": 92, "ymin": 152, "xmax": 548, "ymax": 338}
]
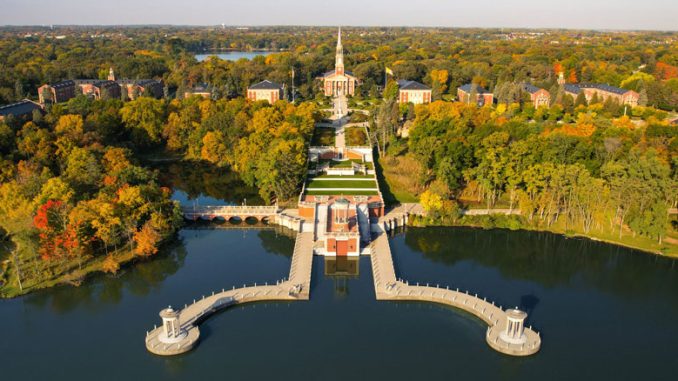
[{"xmin": 321, "ymin": 28, "xmax": 360, "ymax": 97}]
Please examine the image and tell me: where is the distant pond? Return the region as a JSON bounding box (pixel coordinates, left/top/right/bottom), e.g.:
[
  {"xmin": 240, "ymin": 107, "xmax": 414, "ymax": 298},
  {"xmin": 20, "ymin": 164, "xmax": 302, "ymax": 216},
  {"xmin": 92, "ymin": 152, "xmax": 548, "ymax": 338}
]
[{"xmin": 195, "ymin": 51, "xmax": 275, "ymax": 62}]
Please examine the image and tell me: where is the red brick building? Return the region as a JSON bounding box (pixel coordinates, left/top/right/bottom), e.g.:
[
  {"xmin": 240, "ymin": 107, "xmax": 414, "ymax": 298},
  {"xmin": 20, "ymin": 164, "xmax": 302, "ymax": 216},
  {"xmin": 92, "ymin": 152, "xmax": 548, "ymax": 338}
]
[
  {"xmin": 38, "ymin": 80, "xmax": 77, "ymax": 104},
  {"xmin": 398, "ymin": 80, "xmax": 432, "ymax": 104},
  {"xmin": 77, "ymin": 80, "xmax": 122, "ymax": 100},
  {"xmin": 522, "ymin": 84, "xmax": 551, "ymax": 107},
  {"xmin": 458, "ymin": 84, "xmax": 494, "ymax": 106},
  {"xmin": 247, "ymin": 80, "xmax": 284, "ymax": 104},
  {"xmin": 564, "ymin": 83, "xmax": 639, "ymax": 106}
]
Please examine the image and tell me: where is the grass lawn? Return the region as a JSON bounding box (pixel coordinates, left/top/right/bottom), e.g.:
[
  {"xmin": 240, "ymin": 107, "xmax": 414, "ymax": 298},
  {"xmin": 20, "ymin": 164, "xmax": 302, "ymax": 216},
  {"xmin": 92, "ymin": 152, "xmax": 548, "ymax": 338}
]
[
  {"xmin": 311, "ymin": 127, "xmax": 336, "ymax": 146},
  {"xmin": 378, "ymin": 154, "xmax": 421, "ymax": 204},
  {"xmin": 345, "ymin": 126, "xmax": 369, "ymax": 146},
  {"xmin": 306, "ymin": 190, "xmax": 380, "ymax": 196},
  {"xmin": 307, "ymin": 180, "xmax": 378, "ymax": 189}
]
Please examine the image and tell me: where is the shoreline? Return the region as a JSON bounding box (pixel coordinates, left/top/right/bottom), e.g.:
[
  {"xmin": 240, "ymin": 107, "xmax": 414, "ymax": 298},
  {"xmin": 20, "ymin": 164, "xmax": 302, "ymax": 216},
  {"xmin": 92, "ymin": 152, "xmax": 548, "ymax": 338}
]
[
  {"xmin": 410, "ymin": 217, "xmax": 678, "ymax": 259},
  {"xmin": 3, "ymin": 215, "xmax": 675, "ymax": 299}
]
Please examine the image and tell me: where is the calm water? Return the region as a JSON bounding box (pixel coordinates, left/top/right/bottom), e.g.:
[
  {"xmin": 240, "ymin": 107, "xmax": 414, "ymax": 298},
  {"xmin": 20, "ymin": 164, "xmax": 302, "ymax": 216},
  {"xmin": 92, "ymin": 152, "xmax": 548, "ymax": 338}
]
[
  {"xmin": 195, "ymin": 51, "xmax": 274, "ymax": 62},
  {"xmin": 1, "ymin": 225, "xmax": 676, "ymax": 380}
]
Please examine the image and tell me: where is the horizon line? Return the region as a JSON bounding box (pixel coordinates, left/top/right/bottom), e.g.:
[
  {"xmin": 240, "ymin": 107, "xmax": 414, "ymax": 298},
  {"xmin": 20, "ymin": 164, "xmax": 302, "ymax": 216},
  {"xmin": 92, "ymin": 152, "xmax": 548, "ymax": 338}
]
[{"xmin": 1, "ymin": 24, "xmax": 677, "ymax": 33}]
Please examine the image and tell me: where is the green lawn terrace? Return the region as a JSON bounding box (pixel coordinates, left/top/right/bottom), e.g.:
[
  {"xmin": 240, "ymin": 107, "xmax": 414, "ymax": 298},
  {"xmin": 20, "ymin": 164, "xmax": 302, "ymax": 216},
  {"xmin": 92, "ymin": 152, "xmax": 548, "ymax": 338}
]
[
  {"xmin": 311, "ymin": 127, "xmax": 336, "ymax": 146},
  {"xmin": 344, "ymin": 126, "xmax": 369, "ymax": 146},
  {"xmin": 304, "ymin": 167, "xmax": 380, "ymax": 197}
]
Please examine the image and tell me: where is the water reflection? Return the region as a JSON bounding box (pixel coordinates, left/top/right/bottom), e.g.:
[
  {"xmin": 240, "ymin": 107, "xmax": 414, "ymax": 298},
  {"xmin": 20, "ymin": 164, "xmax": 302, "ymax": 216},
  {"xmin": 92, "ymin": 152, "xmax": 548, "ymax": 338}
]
[
  {"xmin": 400, "ymin": 227, "xmax": 678, "ymax": 310},
  {"xmin": 23, "ymin": 240, "xmax": 188, "ymax": 315},
  {"xmin": 151, "ymin": 161, "xmax": 263, "ymax": 205},
  {"xmin": 324, "ymin": 257, "xmax": 360, "ymax": 297}
]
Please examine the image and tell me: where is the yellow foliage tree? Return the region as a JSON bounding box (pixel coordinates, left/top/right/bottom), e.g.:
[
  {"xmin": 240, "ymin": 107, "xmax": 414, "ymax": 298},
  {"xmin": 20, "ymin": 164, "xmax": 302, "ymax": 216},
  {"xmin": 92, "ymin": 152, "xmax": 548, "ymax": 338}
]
[{"xmin": 420, "ymin": 190, "xmax": 444, "ymax": 214}]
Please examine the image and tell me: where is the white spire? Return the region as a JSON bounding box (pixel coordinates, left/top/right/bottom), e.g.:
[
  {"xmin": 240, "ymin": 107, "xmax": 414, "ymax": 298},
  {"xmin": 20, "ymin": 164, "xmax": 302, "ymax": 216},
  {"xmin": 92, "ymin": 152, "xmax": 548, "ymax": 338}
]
[{"xmin": 335, "ymin": 27, "xmax": 344, "ymax": 75}]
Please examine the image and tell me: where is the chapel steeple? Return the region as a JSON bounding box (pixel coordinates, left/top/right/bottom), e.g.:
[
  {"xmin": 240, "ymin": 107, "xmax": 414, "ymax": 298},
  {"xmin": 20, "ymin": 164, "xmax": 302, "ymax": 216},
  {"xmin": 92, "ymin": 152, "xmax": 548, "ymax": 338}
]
[{"xmin": 335, "ymin": 27, "xmax": 344, "ymax": 76}]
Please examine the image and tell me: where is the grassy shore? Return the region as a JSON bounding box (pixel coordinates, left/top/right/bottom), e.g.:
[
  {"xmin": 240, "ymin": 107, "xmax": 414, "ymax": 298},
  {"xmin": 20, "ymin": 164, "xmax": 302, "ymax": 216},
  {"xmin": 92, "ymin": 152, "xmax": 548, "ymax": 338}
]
[
  {"xmin": 0, "ymin": 244, "xmax": 142, "ymax": 299},
  {"xmin": 411, "ymin": 214, "xmax": 678, "ymax": 258}
]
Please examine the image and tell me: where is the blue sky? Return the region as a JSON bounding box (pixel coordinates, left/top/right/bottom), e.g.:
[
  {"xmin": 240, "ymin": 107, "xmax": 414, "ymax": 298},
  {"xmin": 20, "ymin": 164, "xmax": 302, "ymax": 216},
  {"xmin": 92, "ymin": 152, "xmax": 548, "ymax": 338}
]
[{"xmin": 1, "ymin": 0, "xmax": 676, "ymax": 30}]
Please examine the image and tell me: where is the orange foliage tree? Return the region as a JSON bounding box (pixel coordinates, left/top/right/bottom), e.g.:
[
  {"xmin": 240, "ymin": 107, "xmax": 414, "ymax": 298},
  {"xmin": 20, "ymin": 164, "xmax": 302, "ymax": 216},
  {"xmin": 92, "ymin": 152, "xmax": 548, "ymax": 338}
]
[
  {"xmin": 34, "ymin": 200, "xmax": 80, "ymax": 261},
  {"xmin": 133, "ymin": 222, "xmax": 161, "ymax": 257}
]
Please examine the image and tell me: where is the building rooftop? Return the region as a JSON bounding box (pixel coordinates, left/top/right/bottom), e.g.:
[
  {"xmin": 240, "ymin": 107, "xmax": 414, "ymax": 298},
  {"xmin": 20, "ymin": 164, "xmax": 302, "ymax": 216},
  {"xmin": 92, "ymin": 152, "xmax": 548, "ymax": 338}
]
[
  {"xmin": 249, "ymin": 80, "xmax": 284, "ymax": 90},
  {"xmin": 189, "ymin": 83, "xmax": 212, "ymax": 92},
  {"xmin": 0, "ymin": 99, "xmax": 42, "ymax": 118},
  {"xmin": 564, "ymin": 84, "xmax": 582, "ymax": 94},
  {"xmin": 75, "ymin": 79, "xmax": 119, "ymax": 87},
  {"xmin": 398, "ymin": 80, "xmax": 431, "ymax": 91},
  {"xmin": 459, "ymin": 83, "xmax": 491, "ymax": 94},
  {"xmin": 47, "ymin": 80, "xmax": 75, "ymax": 89},
  {"xmin": 522, "ymin": 83, "xmax": 544, "ymax": 94},
  {"xmin": 322, "ymin": 70, "xmax": 356, "ymax": 78},
  {"xmin": 564, "ymin": 83, "xmax": 633, "ymax": 95}
]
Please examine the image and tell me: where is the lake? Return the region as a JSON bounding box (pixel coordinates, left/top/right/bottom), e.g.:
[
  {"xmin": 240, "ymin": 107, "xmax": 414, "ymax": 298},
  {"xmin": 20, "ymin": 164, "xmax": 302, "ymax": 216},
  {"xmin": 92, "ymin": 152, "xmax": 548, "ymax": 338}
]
[
  {"xmin": 195, "ymin": 51, "xmax": 274, "ymax": 62},
  {"xmin": 0, "ymin": 223, "xmax": 676, "ymax": 380}
]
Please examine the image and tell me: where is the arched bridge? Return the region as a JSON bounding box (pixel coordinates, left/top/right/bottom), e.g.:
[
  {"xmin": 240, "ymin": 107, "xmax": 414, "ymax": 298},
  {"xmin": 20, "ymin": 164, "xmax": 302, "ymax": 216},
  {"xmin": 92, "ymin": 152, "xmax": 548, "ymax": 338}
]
[{"xmin": 182, "ymin": 205, "xmax": 280, "ymax": 222}]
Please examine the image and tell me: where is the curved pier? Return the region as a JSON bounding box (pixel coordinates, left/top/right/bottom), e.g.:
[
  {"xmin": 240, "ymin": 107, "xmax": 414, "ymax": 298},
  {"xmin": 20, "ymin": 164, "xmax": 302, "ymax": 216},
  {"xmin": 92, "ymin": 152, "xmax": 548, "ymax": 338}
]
[
  {"xmin": 145, "ymin": 232, "xmax": 314, "ymax": 356},
  {"xmin": 369, "ymin": 233, "xmax": 541, "ymax": 356}
]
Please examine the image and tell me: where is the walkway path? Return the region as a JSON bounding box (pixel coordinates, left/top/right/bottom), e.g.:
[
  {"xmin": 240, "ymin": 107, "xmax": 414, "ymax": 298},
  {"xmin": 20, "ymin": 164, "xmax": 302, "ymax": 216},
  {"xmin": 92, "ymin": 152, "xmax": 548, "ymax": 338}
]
[
  {"xmin": 370, "ymin": 209, "xmax": 541, "ymax": 356},
  {"xmin": 145, "ymin": 232, "xmax": 314, "ymax": 356}
]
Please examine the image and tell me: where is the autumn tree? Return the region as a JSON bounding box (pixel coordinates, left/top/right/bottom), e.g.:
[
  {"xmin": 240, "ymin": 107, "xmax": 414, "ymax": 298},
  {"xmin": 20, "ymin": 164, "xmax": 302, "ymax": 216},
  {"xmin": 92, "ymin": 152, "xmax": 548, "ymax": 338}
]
[
  {"xmin": 120, "ymin": 97, "xmax": 165, "ymax": 146},
  {"xmin": 134, "ymin": 222, "xmax": 161, "ymax": 257}
]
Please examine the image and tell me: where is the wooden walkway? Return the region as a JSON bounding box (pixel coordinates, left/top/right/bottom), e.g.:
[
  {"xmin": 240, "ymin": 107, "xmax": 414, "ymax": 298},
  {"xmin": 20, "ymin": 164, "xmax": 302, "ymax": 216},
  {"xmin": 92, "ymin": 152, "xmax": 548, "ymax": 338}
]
[
  {"xmin": 370, "ymin": 210, "xmax": 541, "ymax": 356},
  {"xmin": 145, "ymin": 232, "xmax": 314, "ymax": 356}
]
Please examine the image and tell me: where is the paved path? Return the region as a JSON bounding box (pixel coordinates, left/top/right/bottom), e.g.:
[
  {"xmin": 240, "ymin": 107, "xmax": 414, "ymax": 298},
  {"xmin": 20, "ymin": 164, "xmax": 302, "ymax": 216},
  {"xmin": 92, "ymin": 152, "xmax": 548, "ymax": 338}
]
[
  {"xmin": 335, "ymin": 123, "xmax": 346, "ymax": 149},
  {"xmin": 369, "ymin": 208, "xmax": 541, "ymax": 357},
  {"xmin": 145, "ymin": 232, "xmax": 314, "ymax": 356}
]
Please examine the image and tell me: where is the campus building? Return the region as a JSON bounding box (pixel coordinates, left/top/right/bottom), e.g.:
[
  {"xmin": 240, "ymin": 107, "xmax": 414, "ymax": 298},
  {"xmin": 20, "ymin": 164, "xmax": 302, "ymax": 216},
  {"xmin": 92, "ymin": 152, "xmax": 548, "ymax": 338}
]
[
  {"xmin": 398, "ymin": 80, "xmax": 432, "ymax": 104},
  {"xmin": 37, "ymin": 68, "xmax": 163, "ymax": 104},
  {"xmin": 321, "ymin": 28, "xmax": 360, "ymax": 97},
  {"xmin": 184, "ymin": 84, "xmax": 213, "ymax": 99},
  {"xmin": 564, "ymin": 83, "xmax": 639, "ymax": 106},
  {"xmin": 522, "ymin": 84, "xmax": 551, "ymax": 107},
  {"xmin": 0, "ymin": 99, "xmax": 43, "ymax": 121},
  {"xmin": 247, "ymin": 80, "xmax": 284, "ymax": 104},
  {"xmin": 458, "ymin": 84, "xmax": 494, "ymax": 106},
  {"xmin": 38, "ymin": 80, "xmax": 77, "ymax": 104},
  {"xmin": 77, "ymin": 79, "xmax": 122, "ymax": 100}
]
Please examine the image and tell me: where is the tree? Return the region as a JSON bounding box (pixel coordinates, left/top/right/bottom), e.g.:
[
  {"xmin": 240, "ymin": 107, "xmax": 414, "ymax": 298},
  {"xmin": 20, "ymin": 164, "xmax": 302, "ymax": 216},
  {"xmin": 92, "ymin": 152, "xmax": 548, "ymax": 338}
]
[
  {"xmin": 638, "ymin": 89, "xmax": 648, "ymax": 107},
  {"xmin": 200, "ymin": 131, "xmax": 229, "ymax": 167},
  {"xmin": 568, "ymin": 69, "xmax": 578, "ymax": 83},
  {"xmin": 430, "ymin": 69, "xmax": 449, "ymax": 100},
  {"xmin": 134, "ymin": 222, "xmax": 161, "ymax": 257},
  {"xmin": 64, "ymin": 147, "xmax": 102, "ymax": 191},
  {"xmin": 33, "ymin": 177, "xmax": 74, "ymax": 206},
  {"xmin": 574, "ymin": 92, "xmax": 588, "ymax": 107},
  {"xmin": 102, "ymin": 254, "xmax": 120, "ymax": 274},
  {"xmin": 120, "ymin": 97, "xmax": 165, "ymax": 146},
  {"xmin": 383, "ymin": 80, "xmax": 399, "ymax": 100}
]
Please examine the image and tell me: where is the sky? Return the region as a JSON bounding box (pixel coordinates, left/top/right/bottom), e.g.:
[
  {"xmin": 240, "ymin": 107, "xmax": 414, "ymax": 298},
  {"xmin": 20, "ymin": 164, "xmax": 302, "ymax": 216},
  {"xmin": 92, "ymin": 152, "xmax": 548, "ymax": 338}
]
[{"xmin": 1, "ymin": 0, "xmax": 676, "ymax": 31}]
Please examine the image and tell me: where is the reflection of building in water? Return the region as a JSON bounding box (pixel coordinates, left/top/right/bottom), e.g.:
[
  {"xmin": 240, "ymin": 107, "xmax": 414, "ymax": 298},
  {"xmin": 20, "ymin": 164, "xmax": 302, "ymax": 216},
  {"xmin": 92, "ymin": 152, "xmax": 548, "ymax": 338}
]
[{"xmin": 324, "ymin": 257, "xmax": 359, "ymax": 297}]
